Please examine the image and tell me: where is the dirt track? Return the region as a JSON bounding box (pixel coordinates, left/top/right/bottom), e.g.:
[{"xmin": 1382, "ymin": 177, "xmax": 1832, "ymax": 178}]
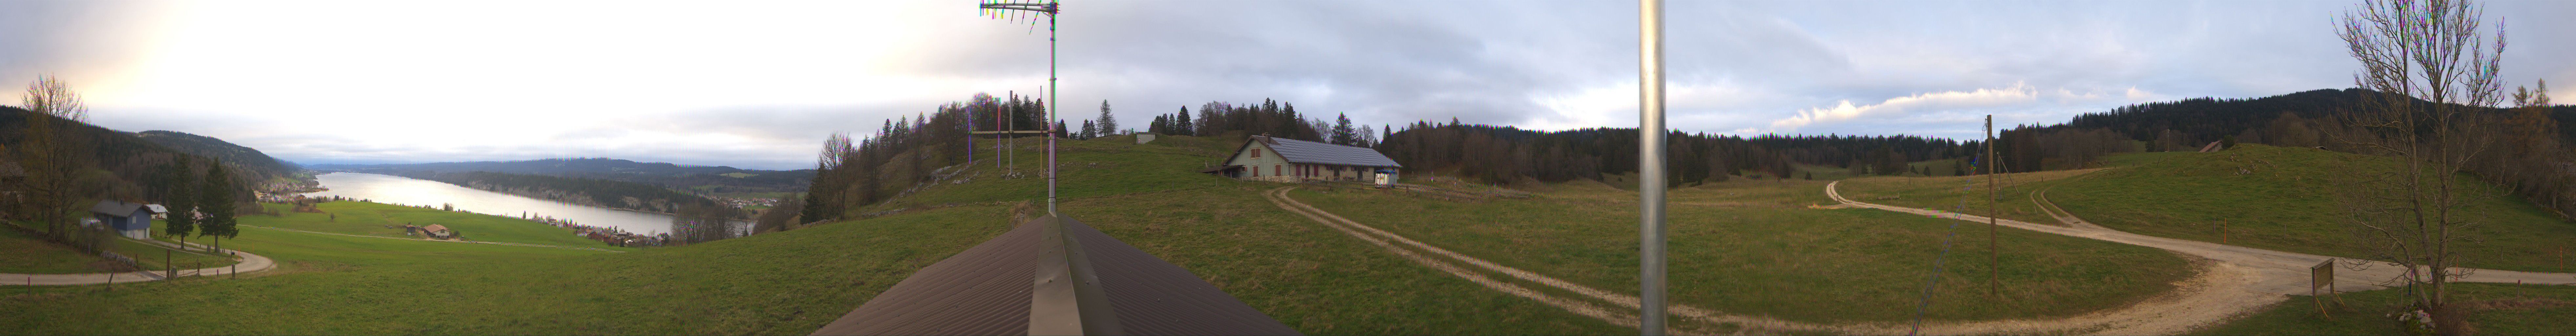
[
  {"xmin": 2, "ymin": 238, "xmax": 275, "ymax": 286},
  {"xmin": 1266, "ymin": 183, "xmax": 2576, "ymax": 335},
  {"xmin": 1825, "ymin": 180, "xmax": 2576, "ymax": 334}
]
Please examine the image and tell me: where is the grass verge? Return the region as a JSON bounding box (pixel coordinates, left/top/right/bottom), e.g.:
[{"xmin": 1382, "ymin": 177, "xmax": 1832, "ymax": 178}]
[{"xmin": 2192, "ymin": 283, "xmax": 2576, "ymax": 335}]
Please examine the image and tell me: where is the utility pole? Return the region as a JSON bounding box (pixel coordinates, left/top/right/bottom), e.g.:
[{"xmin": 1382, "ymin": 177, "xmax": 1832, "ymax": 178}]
[
  {"xmin": 1637, "ymin": 0, "xmax": 1668, "ymax": 334},
  {"xmin": 1986, "ymin": 115, "xmax": 1999, "ymax": 297}
]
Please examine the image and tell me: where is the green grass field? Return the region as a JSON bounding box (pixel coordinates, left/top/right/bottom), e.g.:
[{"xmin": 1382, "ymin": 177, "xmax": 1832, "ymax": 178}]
[
  {"xmin": 0, "ymin": 226, "xmax": 103, "ymax": 274},
  {"xmin": 5, "ymin": 134, "xmax": 1628, "ymax": 335},
  {"xmin": 1287, "ymin": 178, "xmax": 2197, "ymax": 324},
  {"xmin": 2, "ymin": 221, "xmax": 240, "ymax": 274},
  {"xmin": 2049, "ymin": 144, "xmax": 2576, "ymax": 273},
  {"xmin": 1834, "ymin": 169, "xmax": 2106, "ymax": 227},
  {"xmin": 230, "ymin": 202, "xmax": 635, "ymax": 250},
  {"xmin": 2193, "ymin": 283, "xmax": 2576, "ymax": 335}
]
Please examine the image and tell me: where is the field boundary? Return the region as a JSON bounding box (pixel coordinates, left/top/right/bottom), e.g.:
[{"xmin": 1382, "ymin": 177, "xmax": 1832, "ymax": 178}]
[
  {"xmin": 2, "ymin": 237, "xmax": 276, "ymax": 286},
  {"xmin": 243, "ymin": 225, "xmax": 626, "ymax": 252}
]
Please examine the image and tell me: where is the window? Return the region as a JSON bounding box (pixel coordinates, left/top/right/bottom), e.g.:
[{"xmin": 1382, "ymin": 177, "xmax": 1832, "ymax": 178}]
[{"xmin": 1252, "ymin": 148, "xmax": 1261, "ymax": 158}]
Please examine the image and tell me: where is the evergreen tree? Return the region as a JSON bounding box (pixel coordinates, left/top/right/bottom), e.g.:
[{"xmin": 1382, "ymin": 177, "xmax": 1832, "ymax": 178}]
[
  {"xmin": 161, "ymin": 157, "xmax": 197, "ymax": 247},
  {"xmin": 1080, "ymin": 119, "xmax": 1096, "ymax": 139},
  {"xmin": 197, "ymin": 162, "xmax": 239, "ymax": 254},
  {"xmin": 1331, "ymin": 113, "xmax": 1357, "ymax": 145},
  {"xmin": 1096, "ymin": 100, "xmax": 1116, "ymax": 136},
  {"xmin": 1173, "ymin": 107, "xmax": 1191, "ymax": 135}
]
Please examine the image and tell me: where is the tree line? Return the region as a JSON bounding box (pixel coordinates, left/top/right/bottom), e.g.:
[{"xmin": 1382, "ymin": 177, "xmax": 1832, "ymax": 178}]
[
  {"xmin": 1375, "ymin": 120, "xmax": 1981, "ymax": 185},
  {"xmin": 2005, "ymin": 82, "xmax": 2576, "ymax": 221},
  {"xmin": 790, "ymin": 95, "xmax": 1376, "ymax": 231}
]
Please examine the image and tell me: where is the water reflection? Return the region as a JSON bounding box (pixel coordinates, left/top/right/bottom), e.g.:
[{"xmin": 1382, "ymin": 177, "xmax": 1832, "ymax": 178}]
[{"xmin": 300, "ymin": 172, "xmax": 678, "ymax": 235}]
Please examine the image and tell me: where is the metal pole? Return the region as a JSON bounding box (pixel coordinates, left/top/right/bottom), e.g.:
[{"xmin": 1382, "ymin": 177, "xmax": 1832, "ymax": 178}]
[
  {"xmin": 1637, "ymin": 0, "xmax": 1667, "ymax": 334},
  {"xmin": 1046, "ymin": 2, "xmax": 1059, "ymax": 216},
  {"xmin": 1985, "ymin": 115, "xmax": 1998, "ymax": 297},
  {"xmin": 1010, "ymin": 91, "xmax": 1017, "ymax": 175}
]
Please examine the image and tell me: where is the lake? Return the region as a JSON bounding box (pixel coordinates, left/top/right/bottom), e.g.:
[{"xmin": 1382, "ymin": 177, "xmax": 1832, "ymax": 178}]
[{"xmin": 300, "ymin": 172, "xmax": 680, "ymax": 235}]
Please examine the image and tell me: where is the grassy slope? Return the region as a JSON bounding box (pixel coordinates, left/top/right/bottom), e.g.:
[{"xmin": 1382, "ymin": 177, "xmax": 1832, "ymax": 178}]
[
  {"xmin": 6, "ymin": 135, "xmax": 1623, "ymax": 335},
  {"xmin": 1061, "ymin": 187, "xmax": 1624, "ymax": 334},
  {"xmin": 235, "ymin": 202, "xmax": 634, "ymax": 250},
  {"xmin": 2195, "ymin": 283, "xmax": 2576, "ymax": 335},
  {"xmin": 0, "ymin": 227, "xmax": 100, "ymax": 274},
  {"xmin": 1288, "ymin": 178, "xmax": 2196, "ymax": 323},
  {"xmin": 2050, "ymin": 144, "xmax": 2576, "ymax": 273},
  {"xmin": 1835, "ymin": 169, "xmax": 2106, "ymax": 227},
  {"xmin": 3, "ymin": 221, "xmax": 240, "ymax": 273}
]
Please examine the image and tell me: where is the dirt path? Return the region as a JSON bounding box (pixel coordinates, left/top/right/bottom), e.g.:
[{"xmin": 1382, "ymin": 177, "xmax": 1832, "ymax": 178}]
[
  {"xmin": 1825, "ymin": 180, "xmax": 2576, "ymax": 334},
  {"xmin": 2, "ymin": 238, "xmax": 276, "ymax": 286},
  {"xmin": 1270, "ymin": 186, "xmax": 2237, "ymax": 335},
  {"xmin": 1268, "ymin": 183, "xmax": 2576, "ymax": 335}
]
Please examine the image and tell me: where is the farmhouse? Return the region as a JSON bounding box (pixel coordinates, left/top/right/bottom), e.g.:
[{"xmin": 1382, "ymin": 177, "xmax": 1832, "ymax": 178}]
[
  {"xmin": 89, "ymin": 200, "xmax": 162, "ymax": 240},
  {"xmin": 417, "ymin": 225, "xmax": 453, "ymax": 240},
  {"xmin": 1202, "ymin": 134, "xmax": 1401, "ymax": 184}
]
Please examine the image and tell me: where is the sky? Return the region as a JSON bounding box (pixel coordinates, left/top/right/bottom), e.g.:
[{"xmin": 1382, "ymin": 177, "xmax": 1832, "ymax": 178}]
[{"xmin": 4, "ymin": 1, "xmax": 2571, "ymax": 170}]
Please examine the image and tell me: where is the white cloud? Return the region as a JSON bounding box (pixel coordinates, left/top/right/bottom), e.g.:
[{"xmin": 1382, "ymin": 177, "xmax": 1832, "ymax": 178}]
[{"xmin": 1765, "ymin": 82, "xmax": 2038, "ymax": 132}]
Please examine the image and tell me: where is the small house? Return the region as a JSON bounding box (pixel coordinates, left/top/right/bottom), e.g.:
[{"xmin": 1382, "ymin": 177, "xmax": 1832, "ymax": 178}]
[
  {"xmin": 419, "ymin": 224, "xmax": 454, "ymax": 239},
  {"xmin": 144, "ymin": 204, "xmax": 170, "ymax": 220},
  {"xmin": 90, "ymin": 200, "xmax": 155, "ymax": 240},
  {"xmin": 1203, "ymin": 135, "xmax": 1401, "ymax": 184}
]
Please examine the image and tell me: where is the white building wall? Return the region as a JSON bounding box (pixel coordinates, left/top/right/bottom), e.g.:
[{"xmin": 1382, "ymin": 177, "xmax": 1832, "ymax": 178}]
[{"xmin": 1225, "ymin": 142, "xmax": 1291, "ymax": 177}]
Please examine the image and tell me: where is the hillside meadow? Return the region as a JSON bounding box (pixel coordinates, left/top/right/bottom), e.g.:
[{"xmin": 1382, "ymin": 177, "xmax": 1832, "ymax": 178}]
[
  {"xmin": 2048, "ymin": 144, "xmax": 2576, "ymax": 273},
  {"xmin": 1285, "ymin": 178, "xmax": 2198, "ymax": 324}
]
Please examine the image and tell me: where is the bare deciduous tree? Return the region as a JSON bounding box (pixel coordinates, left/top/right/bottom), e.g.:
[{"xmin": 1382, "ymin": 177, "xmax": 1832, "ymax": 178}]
[
  {"xmin": 2330, "ymin": 0, "xmax": 2508, "ymax": 330},
  {"xmin": 22, "ymin": 74, "xmax": 87, "ymax": 122},
  {"xmin": 14, "ymin": 74, "xmax": 96, "ymax": 246}
]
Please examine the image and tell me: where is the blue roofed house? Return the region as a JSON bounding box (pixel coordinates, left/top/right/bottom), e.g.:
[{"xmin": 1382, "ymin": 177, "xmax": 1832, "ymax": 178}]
[
  {"xmin": 1203, "ymin": 134, "xmax": 1402, "ymax": 185},
  {"xmin": 91, "ymin": 200, "xmax": 162, "ymax": 240}
]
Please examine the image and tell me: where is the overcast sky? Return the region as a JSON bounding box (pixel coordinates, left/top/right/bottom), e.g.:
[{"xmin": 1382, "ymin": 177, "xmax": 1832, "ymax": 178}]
[{"xmin": 5, "ymin": 1, "xmax": 2570, "ymax": 170}]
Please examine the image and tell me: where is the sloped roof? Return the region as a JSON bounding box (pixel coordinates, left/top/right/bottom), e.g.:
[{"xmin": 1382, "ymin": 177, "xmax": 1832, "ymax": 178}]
[
  {"xmin": 90, "ymin": 200, "xmax": 146, "ymax": 217},
  {"xmin": 1246, "ymin": 136, "xmax": 1400, "ymax": 168},
  {"xmin": 421, "ymin": 224, "xmax": 450, "ymax": 233},
  {"xmin": 811, "ymin": 216, "xmax": 1298, "ymax": 336},
  {"xmin": 144, "ymin": 204, "xmax": 169, "ymax": 214}
]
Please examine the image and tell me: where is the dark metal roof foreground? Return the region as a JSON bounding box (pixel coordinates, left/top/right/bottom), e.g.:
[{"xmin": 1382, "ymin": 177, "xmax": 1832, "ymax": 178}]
[
  {"xmin": 812, "ymin": 216, "xmax": 1299, "ymax": 336},
  {"xmin": 813, "ymin": 221, "xmax": 1040, "ymax": 335},
  {"xmin": 1256, "ymin": 136, "xmax": 1402, "ymax": 168}
]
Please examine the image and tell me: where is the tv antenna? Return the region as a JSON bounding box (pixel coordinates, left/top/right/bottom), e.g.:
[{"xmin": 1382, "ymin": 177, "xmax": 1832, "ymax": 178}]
[{"xmin": 969, "ymin": 0, "xmax": 1061, "ymax": 215}]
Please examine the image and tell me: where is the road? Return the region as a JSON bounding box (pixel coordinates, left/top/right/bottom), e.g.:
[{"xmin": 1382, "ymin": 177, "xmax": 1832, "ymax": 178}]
[{"xmin": 2, "ymin": 237, "xmax": 275, "ymax": 286}]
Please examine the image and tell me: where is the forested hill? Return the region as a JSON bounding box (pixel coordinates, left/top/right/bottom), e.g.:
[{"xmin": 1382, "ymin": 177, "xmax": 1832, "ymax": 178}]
[
  {"xmin": 1997, "ymin": 87, "xmax": 2576, "ymax": 220},
  {"xmin": 0, "ymin": 106, "xmax": 262, "ymax": 205},
  {"xmin": 133, "ymin": 130, "xmax": 300, "ymax": 182},
  {"xmin": 2052, "ymin": 88, "xmax": 2576, "ymax": 150},
  {"xmin": 380, "ymin": 170, "xmax": 722, "ymax": 214},
  {"xmin": 312, "ymin": 158, "xmax": 814, "ymax": 194}
]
